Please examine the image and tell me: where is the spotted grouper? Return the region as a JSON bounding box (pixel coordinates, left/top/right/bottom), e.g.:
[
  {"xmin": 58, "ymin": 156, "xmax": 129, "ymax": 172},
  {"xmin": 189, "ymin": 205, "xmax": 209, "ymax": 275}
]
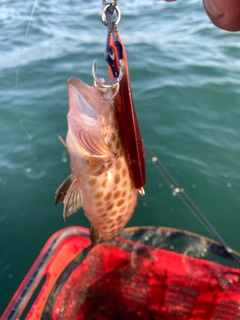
[{"xmin": 55, "ymin": 77, "xmax": 138, "ymax": 246}]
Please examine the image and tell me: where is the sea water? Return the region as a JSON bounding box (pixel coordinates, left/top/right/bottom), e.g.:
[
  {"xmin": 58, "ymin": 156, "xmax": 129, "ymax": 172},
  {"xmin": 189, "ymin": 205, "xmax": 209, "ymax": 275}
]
[{"xmin": 1, "ymin": 0, "xmax": 240, "ymax": 312}]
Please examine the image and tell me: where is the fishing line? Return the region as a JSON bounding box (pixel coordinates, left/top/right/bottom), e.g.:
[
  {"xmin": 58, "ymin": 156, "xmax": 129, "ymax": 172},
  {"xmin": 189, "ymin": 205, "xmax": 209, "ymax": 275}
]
[
  {"xmin": 146, "ymin": 146, "xmax": 240, "ymax": 268},
  {"xmin": 15, "ymin": 0, "xmax": 38, "ymax": 141}
]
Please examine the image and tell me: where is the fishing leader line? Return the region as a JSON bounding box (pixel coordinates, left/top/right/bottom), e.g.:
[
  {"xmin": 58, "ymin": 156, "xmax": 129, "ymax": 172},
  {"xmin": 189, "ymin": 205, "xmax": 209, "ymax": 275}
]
[{"xmin": 146, "ymin": 146, "xmax": 240, "ymax": 268}]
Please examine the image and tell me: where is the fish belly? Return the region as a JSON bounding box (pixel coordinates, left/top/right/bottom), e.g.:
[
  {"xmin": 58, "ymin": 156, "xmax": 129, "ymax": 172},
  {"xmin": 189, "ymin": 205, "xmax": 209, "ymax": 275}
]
[{"xmin": 80, "ymin": 155, "xmax": 138, "ymax": 241}]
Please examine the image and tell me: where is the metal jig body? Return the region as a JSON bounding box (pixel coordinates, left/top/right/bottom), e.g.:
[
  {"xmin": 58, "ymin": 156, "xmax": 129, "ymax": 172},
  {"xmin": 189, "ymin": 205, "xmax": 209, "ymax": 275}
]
[{"xmin": 93, "ymin": 1, "xmax": 146, "ymax": 193}]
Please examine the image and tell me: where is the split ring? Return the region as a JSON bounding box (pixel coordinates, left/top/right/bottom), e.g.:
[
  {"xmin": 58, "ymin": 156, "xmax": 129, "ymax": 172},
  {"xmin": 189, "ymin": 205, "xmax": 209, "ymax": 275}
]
[{"xmin": 100, "ymin": 4, "xmax": 121, "ymax": 26}]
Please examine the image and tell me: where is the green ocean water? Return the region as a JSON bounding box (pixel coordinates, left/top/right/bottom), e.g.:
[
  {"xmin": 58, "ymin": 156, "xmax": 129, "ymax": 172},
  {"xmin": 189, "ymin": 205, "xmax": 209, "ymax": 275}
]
[{"xmin": 1, "ymin": 0, "xmax": 240, "ymax": 313}]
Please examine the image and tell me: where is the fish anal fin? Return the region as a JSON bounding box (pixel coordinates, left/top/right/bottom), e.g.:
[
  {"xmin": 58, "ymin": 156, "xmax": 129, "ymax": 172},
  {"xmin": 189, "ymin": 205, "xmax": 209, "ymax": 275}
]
[
  {"xmin": 55, "ymin": 174, "xmax": 73, "ymax": 204},
  {"xmin": 63, "ymin": 178, "xmax": 82, "ymax": 220}
]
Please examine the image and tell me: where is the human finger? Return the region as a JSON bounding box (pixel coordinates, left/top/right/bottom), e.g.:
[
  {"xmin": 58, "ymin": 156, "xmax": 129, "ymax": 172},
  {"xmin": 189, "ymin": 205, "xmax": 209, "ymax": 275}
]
[{"xmin": 203, "ymin": 0, "xmax": 240, "ymax": 31}]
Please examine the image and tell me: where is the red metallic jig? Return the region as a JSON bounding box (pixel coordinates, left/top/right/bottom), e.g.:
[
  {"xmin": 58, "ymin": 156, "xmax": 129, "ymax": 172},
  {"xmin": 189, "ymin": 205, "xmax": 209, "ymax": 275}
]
[{"xmin": 107, "ymin": 34, "xmax": 146, "ymax": 193}]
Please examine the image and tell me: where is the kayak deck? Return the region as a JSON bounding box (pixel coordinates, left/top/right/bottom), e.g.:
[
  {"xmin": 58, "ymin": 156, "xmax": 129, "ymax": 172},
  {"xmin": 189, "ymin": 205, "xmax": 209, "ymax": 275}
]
[{"xmin": 2, "ymin": 226, "xmax": 240, "ymax": 320}]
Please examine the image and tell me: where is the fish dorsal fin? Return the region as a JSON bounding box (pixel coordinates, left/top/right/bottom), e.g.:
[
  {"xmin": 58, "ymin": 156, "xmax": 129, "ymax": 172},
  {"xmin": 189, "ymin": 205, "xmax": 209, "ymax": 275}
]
[
  {"xmin": 55, "ymin": 174, "xmax": 73, "ymax": 204},
  {"xmin": 63, "ymin": 178, "xmax": 82, "ymax": 220}
]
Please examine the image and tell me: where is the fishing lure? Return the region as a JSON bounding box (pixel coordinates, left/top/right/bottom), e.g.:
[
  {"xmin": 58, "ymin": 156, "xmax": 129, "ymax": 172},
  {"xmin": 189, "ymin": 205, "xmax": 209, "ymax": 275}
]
[
  {"xmin": 55, "ymin": 1, "xmax": 145, "ymax": 246},
  {"xmin": 94, "ymin": 1, "xmax": 146, "ymax": 193}
]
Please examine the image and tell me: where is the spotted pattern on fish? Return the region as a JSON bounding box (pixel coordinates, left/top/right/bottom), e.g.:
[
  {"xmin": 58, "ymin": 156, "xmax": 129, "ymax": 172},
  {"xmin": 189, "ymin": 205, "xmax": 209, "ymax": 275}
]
[
  {"xmin": 78, "ymin": 126, "xmax": 137, "ymax": 241},
  {"xmin": 55, "ymin": 78, "xmax": 138, "ymax": 243}
]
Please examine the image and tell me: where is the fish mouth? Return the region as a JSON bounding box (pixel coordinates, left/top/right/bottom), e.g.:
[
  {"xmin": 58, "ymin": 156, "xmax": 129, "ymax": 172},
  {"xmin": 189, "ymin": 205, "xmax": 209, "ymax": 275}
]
[{"xmin": 67, "ymin": 77, "xmax": 98, "ymax": 122}]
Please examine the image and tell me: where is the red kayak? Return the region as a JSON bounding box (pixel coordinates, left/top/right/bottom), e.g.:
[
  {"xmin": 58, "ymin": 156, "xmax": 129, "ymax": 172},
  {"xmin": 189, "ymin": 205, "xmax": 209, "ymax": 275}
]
[{"xmin": 2, "ymin": 226, "xmax": 240, "ymax": 320}]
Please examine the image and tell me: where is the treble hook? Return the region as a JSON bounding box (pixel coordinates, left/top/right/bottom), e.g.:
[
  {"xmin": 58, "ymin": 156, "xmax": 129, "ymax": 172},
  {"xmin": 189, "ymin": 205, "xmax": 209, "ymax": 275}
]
[
  {"xmin": 93, "ymin": 1, "xmax": 123, "ymax": 92},
  {"xmin": 92, "ymin": 59, "xmax": 121, "ymax": 100},
  {"xmin": 92, "ymin": 59, "xmax": 123, "ymax": 87}
]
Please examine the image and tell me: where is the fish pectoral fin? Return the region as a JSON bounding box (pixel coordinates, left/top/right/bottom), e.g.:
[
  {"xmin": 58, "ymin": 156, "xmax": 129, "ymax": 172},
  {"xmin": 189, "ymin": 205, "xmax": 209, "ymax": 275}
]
[
  {"xmin": 55, "ymin": 174, "xmax": 73, "ymax": 204},
  {"xmin": 63, "ymin": 178, "xmax": 82, "ymax": 220}
]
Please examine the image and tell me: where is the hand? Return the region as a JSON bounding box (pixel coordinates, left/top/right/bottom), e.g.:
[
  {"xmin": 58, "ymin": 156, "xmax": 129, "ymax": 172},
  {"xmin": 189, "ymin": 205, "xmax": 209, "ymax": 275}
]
[
  {"xmin": 164, "ymin": 0, "xmax": 240, "ymax": 31},
  {"xmin": 203, "ymin": 0, "xmax": 240, "ymax": 31}
]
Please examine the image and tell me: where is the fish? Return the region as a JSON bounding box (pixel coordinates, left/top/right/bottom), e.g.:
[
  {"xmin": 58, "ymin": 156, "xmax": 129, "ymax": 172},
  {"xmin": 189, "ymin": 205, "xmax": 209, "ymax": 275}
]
[{"xmin": 55, "ymin": 77, "xmax": 138, "ymax": 246}]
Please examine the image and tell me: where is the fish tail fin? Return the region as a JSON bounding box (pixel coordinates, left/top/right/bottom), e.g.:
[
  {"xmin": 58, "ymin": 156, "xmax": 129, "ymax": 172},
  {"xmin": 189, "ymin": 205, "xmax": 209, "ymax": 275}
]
[{"xmin": 90, "ymin": 224, "xmax": 102, "ymax": 247}]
